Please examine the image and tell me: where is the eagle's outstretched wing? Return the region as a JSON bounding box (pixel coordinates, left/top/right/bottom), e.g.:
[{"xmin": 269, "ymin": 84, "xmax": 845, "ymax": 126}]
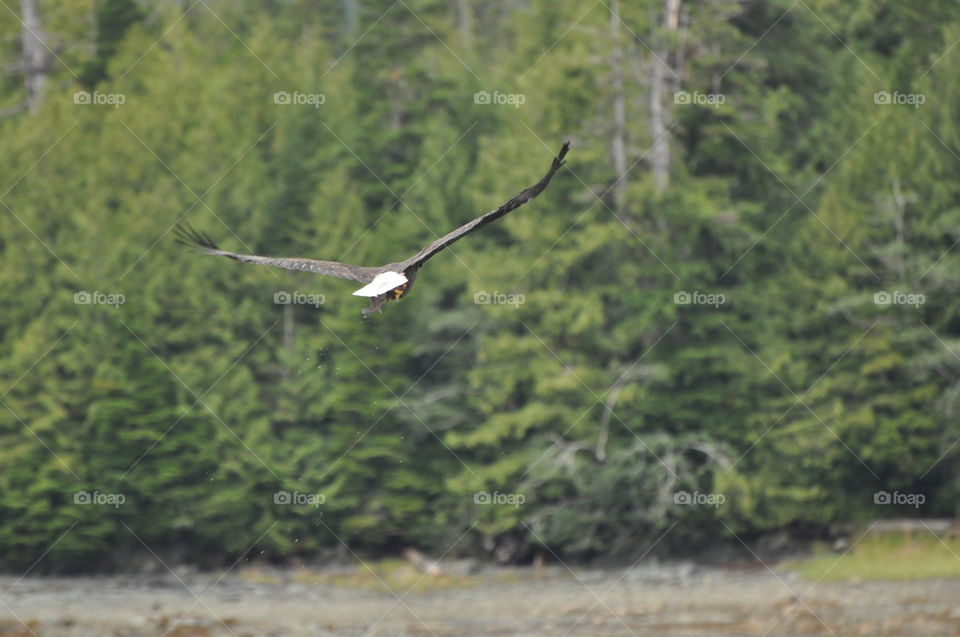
[
  {"xmin": 395, "ymin": 141, "xmax": 570, "ymax": 271},
  {"xmin": 173, "ymin": 222, "xmax": 379, "ymax": 283}
]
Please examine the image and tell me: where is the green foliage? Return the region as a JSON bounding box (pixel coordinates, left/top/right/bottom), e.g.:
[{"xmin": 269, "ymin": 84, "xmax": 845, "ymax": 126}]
[
  {"xmin": 1, "ymin": 0, "xmax": 959, "ymax": 570},
  {"xmin": 80, "ymin": 0, "xmax": 145, "ymax": 88}
]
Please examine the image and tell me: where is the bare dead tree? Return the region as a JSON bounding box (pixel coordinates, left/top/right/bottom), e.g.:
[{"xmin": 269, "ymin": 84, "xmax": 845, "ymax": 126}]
[
  {"xmin": 19, "ymin": 0, "xmax": 48, "ymax": 113},
  {"xmin": 609, "ymin": 0, "xmax": 628, "ymax": 213},
  {"xmin": 455, "ymin": 0, "xmax": 472, "ymax": 49},
  {"xmin": 282, "ymin": 303, "xmax": 294, "ymax": 380},
  {"xmin": 341, "ymin": 0, "xmax": 359, "ymax": 35},
  {"xmin": 648, "ymin": 0, "xmax": 681, "ymax": 193}
]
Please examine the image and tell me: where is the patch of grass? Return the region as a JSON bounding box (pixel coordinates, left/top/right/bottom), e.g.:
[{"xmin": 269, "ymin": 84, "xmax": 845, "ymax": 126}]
[
  {"xmin": 785, "ymin": 533, "xmax": 960, "ymax": 581},
  {"xmin": 291, "ymin": 559, "xmax": 462, "ymax": 592}
]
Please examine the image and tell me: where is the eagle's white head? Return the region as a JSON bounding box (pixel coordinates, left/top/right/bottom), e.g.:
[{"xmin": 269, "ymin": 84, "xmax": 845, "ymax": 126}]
[{"xmin": 352, "ymin": 271, "xmax": 408, "ymax": 297}]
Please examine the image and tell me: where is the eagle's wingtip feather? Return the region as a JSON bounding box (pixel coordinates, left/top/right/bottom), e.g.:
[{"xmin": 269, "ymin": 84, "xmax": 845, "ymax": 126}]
[
  {"xmin": 553, "ymin": 140, "xmax": 571, "ymax": 170},
  {"xmin": 173, "ymin": 220, "xmax": 221, "ymax": 254}
]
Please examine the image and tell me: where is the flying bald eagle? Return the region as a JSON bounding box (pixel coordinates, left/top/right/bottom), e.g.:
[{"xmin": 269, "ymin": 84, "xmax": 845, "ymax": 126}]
[{"xmin": 175, "ymin": 141, "xmax": 569, "ymax": 316}]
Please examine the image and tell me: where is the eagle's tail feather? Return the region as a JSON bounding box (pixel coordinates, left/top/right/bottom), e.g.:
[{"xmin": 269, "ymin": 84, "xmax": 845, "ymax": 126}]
[{"xmin": 362, "ymin": 295, "xmax": 388, "ymax": 317}]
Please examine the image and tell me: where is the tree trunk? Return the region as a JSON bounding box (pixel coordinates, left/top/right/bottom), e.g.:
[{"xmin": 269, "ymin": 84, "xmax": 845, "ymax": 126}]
[
  {"xmin": 609, "ymin": 0, "xmax": 628, "ymax": 212},
  {"xmin": 891, "ymin": 176, "xmax": 906, "ymax": 280},
  {"xmin": 455, "ymin": 0, "xmax": 472, "ymax": 49},
  {"xmin": 282, "ymin": 302, "xmax": 294, "ymax": 375},
  {"xmin": 20, "ymin": 0, "xmax": 47, "ymax": 114},
  {"xmin": 341, "ymin": 0, "xmax": 359, "ymax": 36},
  {"xmin": 649, "ymin": 0, "xmax": 680, "ymax": 193}
]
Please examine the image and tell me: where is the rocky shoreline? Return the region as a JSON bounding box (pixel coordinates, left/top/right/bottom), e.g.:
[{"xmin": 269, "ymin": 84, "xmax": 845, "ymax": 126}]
[{"xmin": 1, "ymin": 562, "xmax": 958, "ymax": 636}]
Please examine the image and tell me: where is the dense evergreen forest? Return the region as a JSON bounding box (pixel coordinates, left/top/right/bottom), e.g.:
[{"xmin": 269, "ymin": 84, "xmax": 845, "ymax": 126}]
[{"xmin": 1, "ymin": 0, "xmax": 959, "ymax": 570}]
